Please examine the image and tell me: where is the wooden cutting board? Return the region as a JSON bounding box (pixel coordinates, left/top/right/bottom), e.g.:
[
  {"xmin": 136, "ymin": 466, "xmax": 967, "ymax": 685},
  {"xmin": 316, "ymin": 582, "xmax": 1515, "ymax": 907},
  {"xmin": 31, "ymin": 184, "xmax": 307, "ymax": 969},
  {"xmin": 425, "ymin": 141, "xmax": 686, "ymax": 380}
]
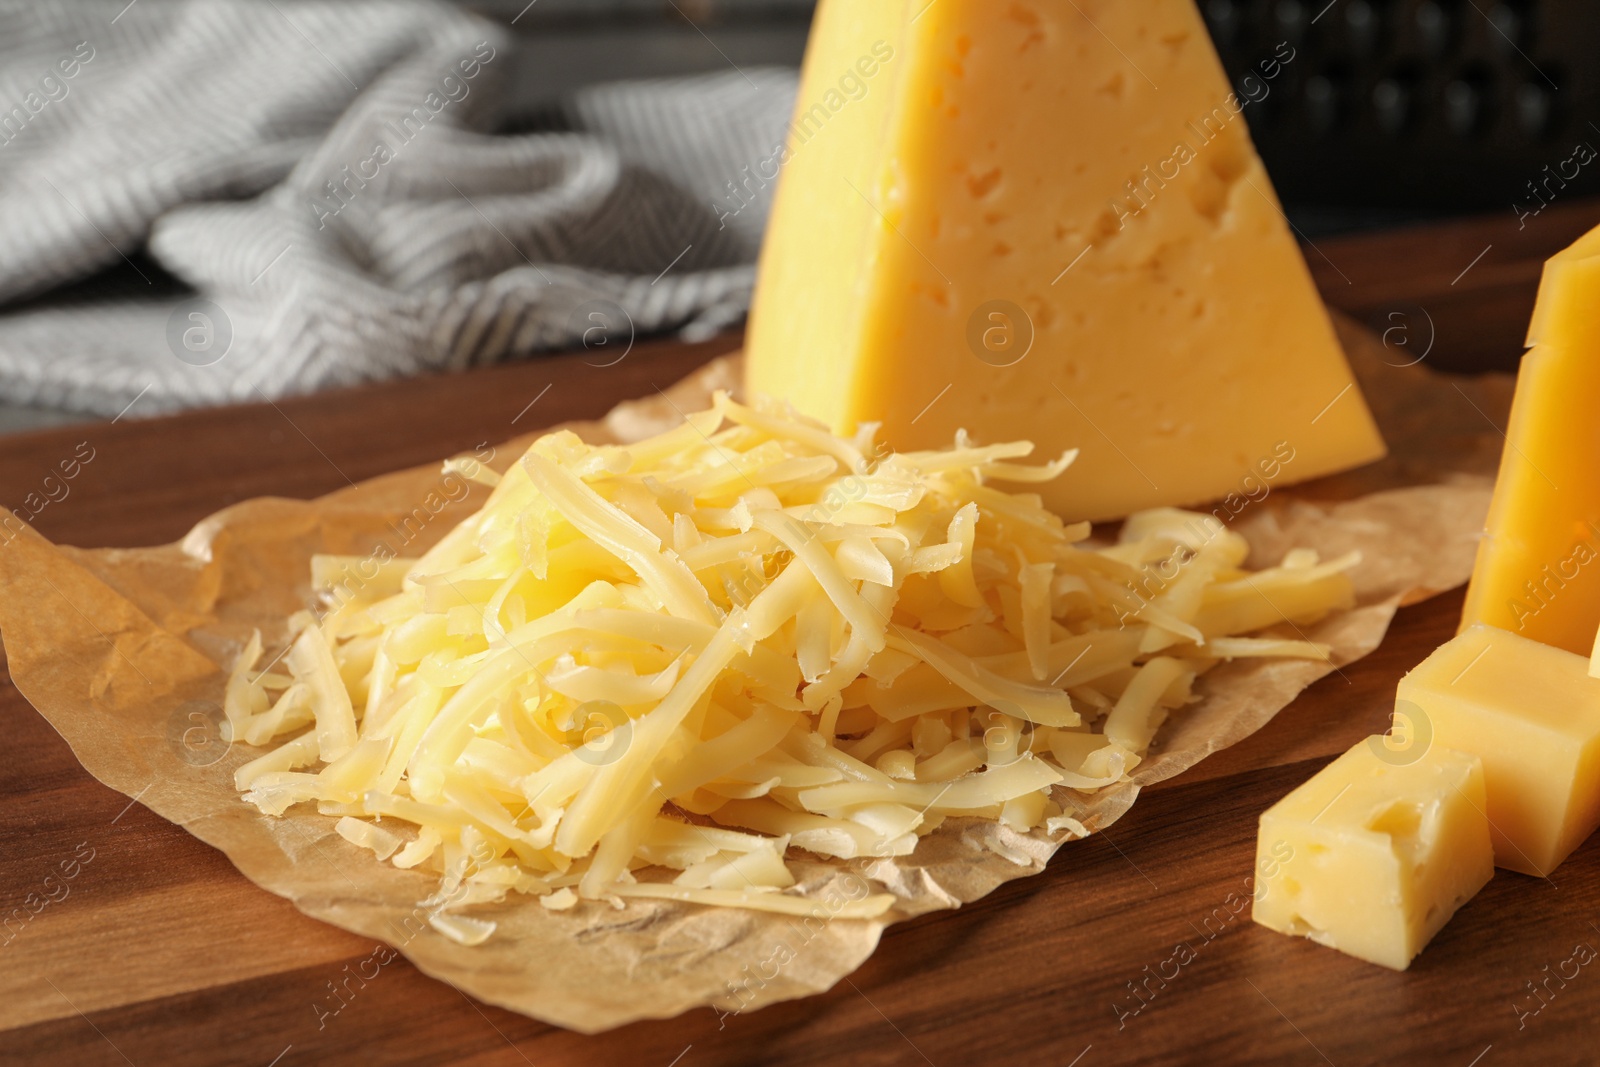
[{"xmin": 2, "ymin": 198, "xmax": 1598, "ymax": 1067}]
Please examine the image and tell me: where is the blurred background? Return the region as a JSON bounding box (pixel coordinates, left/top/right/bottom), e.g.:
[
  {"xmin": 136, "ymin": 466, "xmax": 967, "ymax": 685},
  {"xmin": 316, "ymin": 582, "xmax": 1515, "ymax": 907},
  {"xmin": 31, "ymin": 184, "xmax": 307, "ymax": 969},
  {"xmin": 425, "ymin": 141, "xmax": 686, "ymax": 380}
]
[{"xmin": 0, "ymin": 0, "xmax": 1594, "ymax": 433}]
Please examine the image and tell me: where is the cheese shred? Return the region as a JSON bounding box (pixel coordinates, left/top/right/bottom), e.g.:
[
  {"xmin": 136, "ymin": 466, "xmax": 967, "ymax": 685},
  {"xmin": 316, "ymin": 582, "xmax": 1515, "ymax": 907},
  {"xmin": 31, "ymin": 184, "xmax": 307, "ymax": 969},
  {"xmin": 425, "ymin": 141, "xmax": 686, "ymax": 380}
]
[{"xmin": 231, "ymin": 395, "xmax": 1354, "ymax": 939}]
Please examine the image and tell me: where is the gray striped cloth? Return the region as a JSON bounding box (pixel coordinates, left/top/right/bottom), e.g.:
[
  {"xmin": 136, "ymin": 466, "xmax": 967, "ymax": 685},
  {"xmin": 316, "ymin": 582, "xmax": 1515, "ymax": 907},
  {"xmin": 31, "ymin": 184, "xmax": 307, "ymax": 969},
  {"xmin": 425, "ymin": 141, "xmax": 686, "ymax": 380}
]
[{"xmin": 0, "ymin": 0, "xmax": 796, "ymax": 416}]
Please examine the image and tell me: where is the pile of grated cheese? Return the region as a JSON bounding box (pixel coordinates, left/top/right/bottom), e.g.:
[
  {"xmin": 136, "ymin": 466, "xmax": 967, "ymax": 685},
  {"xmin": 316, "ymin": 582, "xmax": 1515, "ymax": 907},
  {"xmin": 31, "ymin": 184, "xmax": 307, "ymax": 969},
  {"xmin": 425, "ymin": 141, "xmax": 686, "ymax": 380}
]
[{"xmin": 229, "ymin": 392, "xmax": 1356, "ymax": 943}]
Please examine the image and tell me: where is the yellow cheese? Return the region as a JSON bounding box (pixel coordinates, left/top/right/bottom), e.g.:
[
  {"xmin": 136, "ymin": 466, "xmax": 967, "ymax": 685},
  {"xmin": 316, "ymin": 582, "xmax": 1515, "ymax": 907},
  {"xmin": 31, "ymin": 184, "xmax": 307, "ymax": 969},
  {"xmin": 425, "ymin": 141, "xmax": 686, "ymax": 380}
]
[
  {"xmin": 1396, "ymin": 623, "xmax": 1600, "ymax": 877},
  {"xmin": 232, "ymin": 398, "xmax": 1352, "ymax": 921},
  {"xmin": 1252, "ymin": 738, "xmax": 1493, "ymax": 971},
  {"xmin": 746, "ymin": 0, "xmax": 1386, "ymax": 523},
  {"xmin": 1460, "ymin": 225, "xmax": 1600, "ymax": 654}
]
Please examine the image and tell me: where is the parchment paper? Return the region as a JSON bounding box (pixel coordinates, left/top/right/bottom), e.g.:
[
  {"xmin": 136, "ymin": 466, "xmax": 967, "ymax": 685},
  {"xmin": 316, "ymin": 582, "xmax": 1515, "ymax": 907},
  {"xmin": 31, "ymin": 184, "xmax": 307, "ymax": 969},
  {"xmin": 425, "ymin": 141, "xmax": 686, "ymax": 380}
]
[{"xmin": 0, "ymin": 316, "xmax": 1512, "ymax": 1032}]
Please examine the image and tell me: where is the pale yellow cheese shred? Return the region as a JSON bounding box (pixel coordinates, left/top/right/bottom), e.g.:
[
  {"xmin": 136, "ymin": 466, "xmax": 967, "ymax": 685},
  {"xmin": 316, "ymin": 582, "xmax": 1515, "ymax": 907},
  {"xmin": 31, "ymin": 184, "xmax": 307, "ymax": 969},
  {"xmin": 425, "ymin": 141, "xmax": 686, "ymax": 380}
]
[{"xmin": 229, "ymin": 393, "xmax": 1355, "ymax": 939}]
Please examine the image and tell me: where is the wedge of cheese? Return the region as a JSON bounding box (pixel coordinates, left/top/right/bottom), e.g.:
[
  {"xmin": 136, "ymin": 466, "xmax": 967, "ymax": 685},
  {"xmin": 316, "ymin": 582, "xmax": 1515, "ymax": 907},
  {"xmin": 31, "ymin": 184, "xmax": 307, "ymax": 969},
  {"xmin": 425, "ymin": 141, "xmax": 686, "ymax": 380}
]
[
  {"xmin": 1460, "ymin": 225, "xmax": 1600, "ymax": 655},
  {"xmin": 746, "ymin": 0, "xmax": 1386, "ymax": 522}
]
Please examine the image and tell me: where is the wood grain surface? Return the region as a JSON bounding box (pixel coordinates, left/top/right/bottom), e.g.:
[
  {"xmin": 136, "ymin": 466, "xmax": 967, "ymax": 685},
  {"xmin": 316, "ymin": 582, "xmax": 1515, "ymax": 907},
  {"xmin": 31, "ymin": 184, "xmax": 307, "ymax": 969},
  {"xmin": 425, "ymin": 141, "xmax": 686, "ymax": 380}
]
[{"xmin": 2, "ymin": 198, "xmax": 1598, "ymax": 1067}]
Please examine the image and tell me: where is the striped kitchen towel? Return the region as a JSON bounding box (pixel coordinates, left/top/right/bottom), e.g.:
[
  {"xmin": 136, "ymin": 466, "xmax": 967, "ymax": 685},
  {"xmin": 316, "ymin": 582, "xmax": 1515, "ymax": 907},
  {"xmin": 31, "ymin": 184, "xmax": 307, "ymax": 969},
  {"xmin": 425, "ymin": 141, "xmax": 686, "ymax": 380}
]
[{"xmin": 0, "ymin": 0, "xmax": 797, "ymax": 416}]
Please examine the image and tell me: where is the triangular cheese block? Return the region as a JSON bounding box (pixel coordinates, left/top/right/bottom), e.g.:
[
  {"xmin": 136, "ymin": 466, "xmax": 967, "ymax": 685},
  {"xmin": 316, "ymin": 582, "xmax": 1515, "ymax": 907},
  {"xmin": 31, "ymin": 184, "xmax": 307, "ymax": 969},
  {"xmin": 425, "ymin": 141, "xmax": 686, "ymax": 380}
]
[
  {"xmin": 746, "ymin": 0, "xmax": 1385, "ymax": 522},
  {"xmin": 1461, "ymin": 224, "xmax": 1600, "ymax": 655}
]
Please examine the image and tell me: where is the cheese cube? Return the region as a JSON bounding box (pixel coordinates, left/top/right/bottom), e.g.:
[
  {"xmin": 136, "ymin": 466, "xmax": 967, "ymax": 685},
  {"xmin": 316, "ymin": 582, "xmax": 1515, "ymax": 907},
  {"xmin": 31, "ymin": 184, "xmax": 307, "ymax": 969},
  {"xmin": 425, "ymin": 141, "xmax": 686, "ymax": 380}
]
[
  {"xmin": 1253, "ymin": 738, "xmax": 1493, "ymax": 971},
  {"xmin": 746, "ymin": 0, "xmax": 1386, "ymax": 522},
  {"xmin": 1396, "ymin": 623, "xmax": 1600, "ymax": 876},
  {"xmin": 1460, "ymin": 224, "xmax": 1600, "ymax": 655}
]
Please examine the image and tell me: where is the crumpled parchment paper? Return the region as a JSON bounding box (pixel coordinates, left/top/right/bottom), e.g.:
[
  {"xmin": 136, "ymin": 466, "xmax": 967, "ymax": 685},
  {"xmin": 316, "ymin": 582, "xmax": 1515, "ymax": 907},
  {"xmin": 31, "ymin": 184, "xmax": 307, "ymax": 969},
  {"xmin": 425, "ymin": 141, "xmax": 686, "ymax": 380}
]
[{"xmin": 0, "ymin": 316, "xmax": 1510, "ymax": 1032}]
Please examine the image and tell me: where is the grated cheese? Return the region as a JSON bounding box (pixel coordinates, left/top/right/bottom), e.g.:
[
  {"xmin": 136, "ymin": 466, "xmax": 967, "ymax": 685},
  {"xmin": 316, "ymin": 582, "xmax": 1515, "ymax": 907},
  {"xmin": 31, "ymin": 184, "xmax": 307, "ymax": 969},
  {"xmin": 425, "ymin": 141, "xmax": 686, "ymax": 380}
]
[{"xmin": 229, "ymin": 393, "xmax": 1355, "ymax": 939}]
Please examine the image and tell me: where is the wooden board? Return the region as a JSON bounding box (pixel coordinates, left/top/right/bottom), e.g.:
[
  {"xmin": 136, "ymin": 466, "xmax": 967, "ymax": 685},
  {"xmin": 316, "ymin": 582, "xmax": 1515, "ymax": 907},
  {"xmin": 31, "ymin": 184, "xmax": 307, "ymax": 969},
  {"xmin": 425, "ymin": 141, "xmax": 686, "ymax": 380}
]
[{"xmin": 2, "ymin": 198, "xmax": 1598, "ymax": 1067}]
